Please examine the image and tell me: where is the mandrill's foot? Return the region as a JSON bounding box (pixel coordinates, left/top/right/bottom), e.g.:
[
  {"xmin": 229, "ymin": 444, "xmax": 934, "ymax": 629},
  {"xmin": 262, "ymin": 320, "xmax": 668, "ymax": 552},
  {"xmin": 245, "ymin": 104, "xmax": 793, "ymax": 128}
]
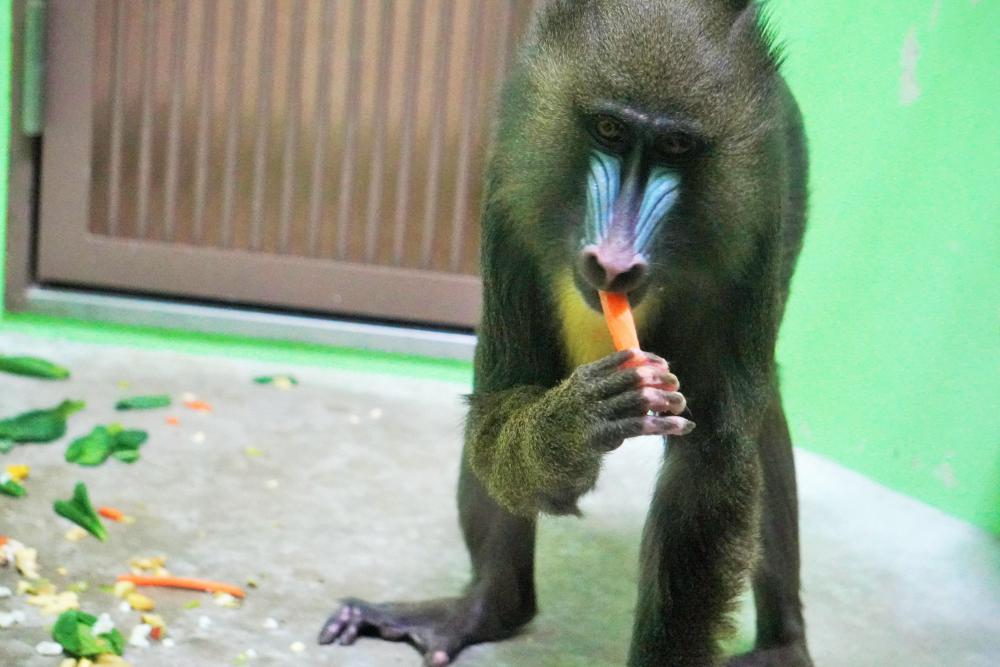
[
  {"xmin": 726, "ymin": 641, "xmax": 814, "ymax": 667},
  {"xmin": 318, "ymin": 595, "xmax": 532, "ymax": 666}
]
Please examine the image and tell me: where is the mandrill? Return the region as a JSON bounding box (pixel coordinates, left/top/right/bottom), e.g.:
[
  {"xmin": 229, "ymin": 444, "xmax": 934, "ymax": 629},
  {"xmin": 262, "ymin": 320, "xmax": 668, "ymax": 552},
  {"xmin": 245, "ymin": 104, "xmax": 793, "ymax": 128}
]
[{"xmin": 320, "ymin": 0, "xmax": 812, "ymax": 665}]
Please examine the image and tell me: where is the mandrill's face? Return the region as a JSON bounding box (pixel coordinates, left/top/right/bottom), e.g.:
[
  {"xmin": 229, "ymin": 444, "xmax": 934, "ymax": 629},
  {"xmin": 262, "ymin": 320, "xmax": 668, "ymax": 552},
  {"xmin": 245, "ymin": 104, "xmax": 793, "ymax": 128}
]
[
  {"xmin": 569, "ymin": 102, "xmax": 709, "ymax": 313},
  {"xmin": 492, "ymin": 0, "xmax": 782, "ymax": 317}
]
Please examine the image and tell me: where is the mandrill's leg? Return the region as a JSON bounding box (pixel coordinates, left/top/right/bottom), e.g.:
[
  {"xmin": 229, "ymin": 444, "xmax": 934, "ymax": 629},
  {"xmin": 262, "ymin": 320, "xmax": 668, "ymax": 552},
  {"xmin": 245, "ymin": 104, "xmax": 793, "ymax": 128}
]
[
  {"xmin": 318, "ymin": 453, "xmax": 537, "ymax": 667},
  {"xmin": 726, "ymin": 390, "xmax": 813, "ymax": 667},
  {"xmin": 628, "ymin": 388, "xmax": 764, "ymax": 667}
]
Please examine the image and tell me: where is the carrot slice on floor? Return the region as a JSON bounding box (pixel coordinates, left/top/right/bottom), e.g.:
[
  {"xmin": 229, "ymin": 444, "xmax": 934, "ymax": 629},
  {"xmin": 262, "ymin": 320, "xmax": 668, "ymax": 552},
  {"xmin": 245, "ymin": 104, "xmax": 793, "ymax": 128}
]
[
  {"xmin": 116, "ymin": 574, "xmax": 246, "ymax": 599},
  {"xmin": 98, "ymin": 506, "xmax": 125, "ymax": 522},
  {"xmin": 599, "ymin": 291, "xmax": 640, "ymax": 351}
]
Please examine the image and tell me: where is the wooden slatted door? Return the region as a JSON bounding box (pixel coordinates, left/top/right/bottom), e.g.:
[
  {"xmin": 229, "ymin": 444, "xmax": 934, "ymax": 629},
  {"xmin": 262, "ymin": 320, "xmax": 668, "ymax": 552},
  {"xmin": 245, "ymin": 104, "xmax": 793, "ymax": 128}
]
[{"xmin": 36, "ymin": 0, "xmax": 535, "ymax": 328}]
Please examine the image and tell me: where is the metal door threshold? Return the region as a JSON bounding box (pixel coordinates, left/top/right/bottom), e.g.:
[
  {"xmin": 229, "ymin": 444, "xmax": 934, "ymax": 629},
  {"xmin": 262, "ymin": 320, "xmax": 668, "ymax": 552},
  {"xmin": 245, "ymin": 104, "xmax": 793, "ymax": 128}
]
[{"xmin": 22, "ymin": 287, "xmax": 477, "ymax": 362}]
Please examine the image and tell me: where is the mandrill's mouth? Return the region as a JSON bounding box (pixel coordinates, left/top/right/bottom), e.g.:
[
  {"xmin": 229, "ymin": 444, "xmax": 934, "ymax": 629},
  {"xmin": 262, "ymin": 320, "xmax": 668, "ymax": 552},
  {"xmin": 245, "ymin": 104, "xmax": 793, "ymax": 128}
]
[{"xmin": 572, "ymin": 270, "xmax": 649, "ymax": 313}]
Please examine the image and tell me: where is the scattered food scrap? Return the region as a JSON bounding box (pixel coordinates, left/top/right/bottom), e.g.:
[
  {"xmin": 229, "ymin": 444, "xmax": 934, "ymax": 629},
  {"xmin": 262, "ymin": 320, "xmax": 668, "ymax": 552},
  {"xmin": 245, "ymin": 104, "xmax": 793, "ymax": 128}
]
[
  {"xmin": 0, "ymin": 354, "xmax": 70, "ymax": 379},
  {"xmin": 127, "ymin": 623, "xmax": 152, "ymax": 648},
  {"xmin": 115, "ymin": 395, "xmax": 172, "ymax": 411},
  {"xmin": 27, "ymin": 589, "xmax": 80, "ymax": 615},
  {"xmin": 5, "ymin": 464, "xmax": 30, "ymax": 481},
  {"xmin": 36, "ymin": 640, "xmax": 65, "ymax": 656},
  {"xmin": 140, "ymin": 613, "xmax": 166, "ymax": 640},
  {"xmin": 290, "ymin": 641, "xmax": 306, "ymax": 653},
  {"xmin": 165, "ymin": 416, "xmax": 180, "ymax": 426},
  {"xmin": 234, "ymin": 648, "xmax": 260, "ymax": 664},
  {"xmin": 369, "ymin": 407, "xmax": 383, "ymax": 419},
  {"xmin": 125, "ymin": 592, "xmax": 155, "ymax": 612},
  {"xmin": 129, "ymin": 556, "xmax": 169, "ymax": 577},
  {"xmin": 19, "ymin": 578, "xmax": 52, "ymax": 596},
  {"xmin": 65, "ymin": 425, "xmax": 149, "ymax": 466},
  {"xmin": 244, "ymin": 447, "xmax": 264, "ymax": 458},
  {"xmin": 0, "ymin": 399, "xmax": 85, "ymax": 444},
  {"xmin": 183, "ymin": 399, "xmax": 213, "ymax": 413},
  {"xmin": 192, "ymin": 431, "xmax": 207, "ymax": 444},
  {"xmin": 213, "ymin": 591, "xmax": 241, "ymax": 608},
  {"xmin": 113, "ymin": 581, "xmax": 136, "ymax": 598},
  {"xmin": 65, "ymin": 527, "xmax": 89, "ymax": 543},
  {"xmin": 253, "ymin": 375, "xmax": 298, "ymax": 389},
  {"xmin": 52, "ymin": 609, "xmax": 125, "ymax": 659},
  {"xmin": 262, "ymin": 618, "xmax": 279, "ymax": 630},
  {"xmin": 0, "ymin": 439, "xmax": 12, "ymax": 453},
  {"xmin": 116, "ymin": 574, "xmax": 246, "ymax": 599},
  {"xmin": 0, "ymin": 471, "xmax": 26, "ymax": 497},
  {"xmin": 98, "ymin": 507, "xmax": 126, "ymax": 523},
  {"xmin": 12, "ymin": 541, "xmax": 40, "ymax": 578},
  {"xmin": 54, "ymin": 483, "xmax": 109, "ymax": 541}
]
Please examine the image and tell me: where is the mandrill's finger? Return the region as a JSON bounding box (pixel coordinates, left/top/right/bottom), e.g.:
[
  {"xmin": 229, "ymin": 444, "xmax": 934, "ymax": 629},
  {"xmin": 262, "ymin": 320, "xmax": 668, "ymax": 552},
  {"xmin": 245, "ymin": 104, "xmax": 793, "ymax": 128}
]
[
  {"xmin": 633, "ymin": 365, "xmax": 680, "ymax": 391},
  {"xmin": 643, "ymin": 415, "xmax": 696, "ymax": 436},
  {"xmin": 338, "ymin": 607, "xmax": 363, "ymax": 645},
  {"xmin": 318, "ymin": 606, "xmax": 352, "ymax": 644},
  {"xmin": 645, "ymin": 389, "xmax": 687, "ymax": 415},
  {"xmin": 630, "ymin": 350, "xmax": 669, "ymax": 368},
  {"xmin": 579, "ymin": 349, "xmax": 636, "ymax": 376}
]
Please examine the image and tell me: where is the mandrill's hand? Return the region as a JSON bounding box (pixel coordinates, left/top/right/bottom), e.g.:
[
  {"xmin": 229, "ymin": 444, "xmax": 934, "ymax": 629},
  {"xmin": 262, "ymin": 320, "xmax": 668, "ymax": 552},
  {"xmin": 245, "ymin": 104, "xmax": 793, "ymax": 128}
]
[
  {"xmin": 467, "ymin": 349, "xmax": 694, "ymax": 516},
  {"xmin": 552, "ymin": 348, "xmax": 695, "ymax": 452}
]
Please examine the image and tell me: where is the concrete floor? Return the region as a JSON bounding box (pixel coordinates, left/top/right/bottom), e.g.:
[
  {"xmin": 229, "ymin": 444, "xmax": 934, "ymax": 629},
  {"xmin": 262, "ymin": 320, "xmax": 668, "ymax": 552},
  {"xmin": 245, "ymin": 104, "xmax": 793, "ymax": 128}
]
[{"xmin": 1, "ymin": 330, "xmax": 998, "ymax": 667}]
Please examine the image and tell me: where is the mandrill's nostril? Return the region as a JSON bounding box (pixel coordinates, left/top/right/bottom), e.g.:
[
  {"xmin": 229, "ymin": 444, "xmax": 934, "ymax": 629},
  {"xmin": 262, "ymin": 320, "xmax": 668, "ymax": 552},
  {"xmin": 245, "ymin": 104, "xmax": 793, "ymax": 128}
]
[{"xmin": 578, "ymin": 244, "xmax": 649, "ymax": 293}]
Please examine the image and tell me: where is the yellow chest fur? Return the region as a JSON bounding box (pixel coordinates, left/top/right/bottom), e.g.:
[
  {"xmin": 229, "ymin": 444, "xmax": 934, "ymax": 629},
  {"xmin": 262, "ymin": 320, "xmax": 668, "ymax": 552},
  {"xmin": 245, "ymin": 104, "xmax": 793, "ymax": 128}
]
[{"xmin": 554, "ymin": 271, "xmax": 654, "ymax": 369}]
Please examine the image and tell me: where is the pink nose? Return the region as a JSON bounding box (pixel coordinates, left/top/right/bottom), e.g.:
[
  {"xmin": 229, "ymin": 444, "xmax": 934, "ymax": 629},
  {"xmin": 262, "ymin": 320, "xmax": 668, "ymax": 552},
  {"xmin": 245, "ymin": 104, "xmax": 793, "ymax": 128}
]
[{"xmin": 578, "ymin": 244, "xmax": 648, "ymax": 292}]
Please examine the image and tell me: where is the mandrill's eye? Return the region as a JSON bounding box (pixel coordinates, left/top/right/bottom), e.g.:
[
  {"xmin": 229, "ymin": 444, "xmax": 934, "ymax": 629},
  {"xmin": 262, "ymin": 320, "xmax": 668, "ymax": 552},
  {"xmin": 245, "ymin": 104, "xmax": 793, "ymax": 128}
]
[
  {"xmin": 591, "ymin": 115, "xmax": 628, "ymax": 149},
  {"xmin": 657, "ymin": 131, "xmax": 698, "ymax": 158}
]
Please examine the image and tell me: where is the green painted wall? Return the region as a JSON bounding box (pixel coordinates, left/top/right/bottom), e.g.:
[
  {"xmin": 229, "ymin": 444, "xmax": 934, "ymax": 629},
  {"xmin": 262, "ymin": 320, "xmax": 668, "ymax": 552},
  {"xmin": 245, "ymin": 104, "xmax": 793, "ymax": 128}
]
[
  {"xmin": 0, "ymin": 2, "xmax": 997, "ymax": 532},
  {"xmin": 770, "ymin": 0, "xmax": 1000, "ymax": 534}
]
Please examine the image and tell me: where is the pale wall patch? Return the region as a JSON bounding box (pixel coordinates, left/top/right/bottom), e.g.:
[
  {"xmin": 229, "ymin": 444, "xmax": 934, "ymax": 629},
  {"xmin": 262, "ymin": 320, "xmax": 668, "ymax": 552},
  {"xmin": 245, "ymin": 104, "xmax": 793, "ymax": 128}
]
[{"xmin": 900, "ymin": 27, "xmax": 921, "ymax": 106}]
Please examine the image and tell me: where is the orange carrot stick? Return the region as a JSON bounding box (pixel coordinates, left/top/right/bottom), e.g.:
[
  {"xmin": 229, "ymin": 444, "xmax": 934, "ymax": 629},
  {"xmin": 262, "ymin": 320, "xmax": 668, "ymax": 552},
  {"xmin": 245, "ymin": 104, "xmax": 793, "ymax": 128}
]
[
  {"xmin": 98, "ymin": 506, "xmax": 125, "ymax": 522},
  {"xmin": 599, "ymin": 291, "xmax": 640, "ymax": 351},
  {"xmin": 116, "ymin": 574, "xmax": 246, "ymax": 598}
]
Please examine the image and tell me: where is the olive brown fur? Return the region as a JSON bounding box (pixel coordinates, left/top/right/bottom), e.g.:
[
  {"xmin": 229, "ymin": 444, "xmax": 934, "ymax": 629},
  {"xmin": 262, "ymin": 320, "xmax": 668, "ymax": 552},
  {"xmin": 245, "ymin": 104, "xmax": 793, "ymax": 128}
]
[{"xmin": 319, "ymin": 1, "xmax": 812, "ymax": 665}]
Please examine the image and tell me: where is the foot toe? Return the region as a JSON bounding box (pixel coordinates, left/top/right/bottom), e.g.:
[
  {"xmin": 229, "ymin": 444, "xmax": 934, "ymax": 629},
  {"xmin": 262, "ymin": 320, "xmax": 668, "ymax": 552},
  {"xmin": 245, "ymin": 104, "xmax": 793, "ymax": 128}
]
[{"xmin": 426, "ymin": 649, "xmax": 450, "ymax": 666}]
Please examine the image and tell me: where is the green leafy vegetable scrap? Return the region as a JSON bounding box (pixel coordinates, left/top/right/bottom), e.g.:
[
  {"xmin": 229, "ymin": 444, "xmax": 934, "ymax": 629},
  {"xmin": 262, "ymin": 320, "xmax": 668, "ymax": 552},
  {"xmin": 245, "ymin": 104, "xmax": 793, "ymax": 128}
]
[
  {"xmin": 115, "ymin": 394, "xmax": 172, "ymax": 410},
  {"xmin": 253, "ymin": 375, "xmax": 298, "ymax": 386},
  {"xmin": 0, "ymin": 400, "xmax": 86, "ymax": 444},
  {"xmin": 65, "ymin": 425, "xmax": 149, "ymax": 466},
  {"xmin": 0, "ymin": 355, "xmax": 70, "ymax": 379},
  {"xmin": 52, "ymin": 610, "xmax": 125, "ymax": 658},
  {"xmin": 0, "ymin": 473, "xmax": 25, "ymax": 497},
  {"xmin": 53, "ymin": 482, "xmax": 108, "ymax": 541}
]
